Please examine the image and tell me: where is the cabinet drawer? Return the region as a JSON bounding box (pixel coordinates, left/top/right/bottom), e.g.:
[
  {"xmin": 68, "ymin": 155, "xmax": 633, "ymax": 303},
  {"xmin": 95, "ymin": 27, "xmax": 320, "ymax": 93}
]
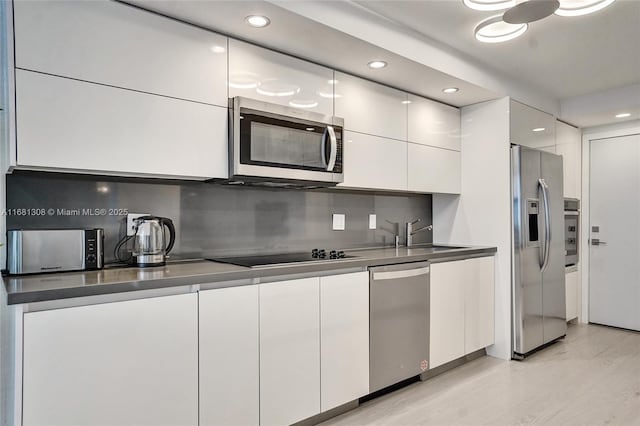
[{"xmin": 14, "ymin": 0, "xmax": 227, "ymax": 106}]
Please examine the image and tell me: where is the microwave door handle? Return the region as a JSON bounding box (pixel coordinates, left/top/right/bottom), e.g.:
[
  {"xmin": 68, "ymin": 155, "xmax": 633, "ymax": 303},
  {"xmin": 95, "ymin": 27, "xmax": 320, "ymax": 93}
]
[{"xmin": 326, "ymin": 125, "xmax": 337, "ymax": 172}]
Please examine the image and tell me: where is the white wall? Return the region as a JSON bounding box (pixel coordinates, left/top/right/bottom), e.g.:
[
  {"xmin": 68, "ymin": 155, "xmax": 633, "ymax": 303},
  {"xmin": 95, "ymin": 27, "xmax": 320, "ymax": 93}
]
[
  {"xmin": 433, "ymin": 97, "xmax": 512, "ymax": 360},
  {"xmin": 580, "ymin": 119, "xmax": 640, "ymax": 325}
]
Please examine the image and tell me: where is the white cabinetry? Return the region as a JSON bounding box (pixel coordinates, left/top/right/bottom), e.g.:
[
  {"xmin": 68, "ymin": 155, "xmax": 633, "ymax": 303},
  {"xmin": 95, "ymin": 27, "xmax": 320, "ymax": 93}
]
[
  {"xmin": 510, "ymin": 100, "xmax": 555, "ymax": 149},
  {"xmin": 408, "ymin": 94, "xmax": 460, "ymax": 151},
  {"xmin": 566, "ymin": 269, "xmax": 579, "ymax": 321},
  {"xmin": 334, "ymin": 72, "xmax": 407, "ymax": 140},
  {"xmin": 260, "ymin": 277, "xmax": 320, "ymax": 426},
  {"xmin": 556, "ymin": 120, "xmax": 582, "ymax": 199},
  {"xmin": 320, "ymin": 272, "xmax": 369, "ymax": 412},
  {"xmin": 15, "ymin": 70, "xmax": 227, "ymax": 179},
  {"xmin": 22, "ymin": 293, "xmax": 198, "ymax": 426},
  {"xmin": 342, "ymin": 131, "xmax": 407, "ymax": 191},
  {"xmin": 199, "ymin": 285, "xmax": 259, "ymax": 426},
  {"xmin": 408, "ymin": 143, "xmax": 461, "ymax": 194},
  {"xmin": 430, "ymin": 257, "xmax": 495, "ymax": 368},
  {"xmin": 13, "ymin": 0, "xmax": 227, "ymax": 106},
  {"xmin": 229, "ymin": 39, "xmax": 334, "ymax": 115}
]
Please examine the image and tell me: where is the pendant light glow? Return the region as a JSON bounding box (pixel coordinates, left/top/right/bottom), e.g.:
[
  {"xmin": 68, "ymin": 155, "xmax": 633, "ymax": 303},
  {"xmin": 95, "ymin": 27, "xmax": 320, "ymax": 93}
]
[
  {"xmin": 555, "ymin": 0, "xmax": 616, "ymax": 16},
  {"xmin": 474, "ymin": 16, "xmax": 528, "ymax": 43},
  {"xmin": 463, "ymin": 0, "xmax": 516, "ymax": 11}
]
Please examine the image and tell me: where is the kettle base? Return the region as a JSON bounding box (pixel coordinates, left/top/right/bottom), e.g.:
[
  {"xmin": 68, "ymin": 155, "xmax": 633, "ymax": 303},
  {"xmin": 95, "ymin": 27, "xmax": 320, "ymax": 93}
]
[{"xmin": 134, "ymin": 254, "xmax": 166, "ymax": 268}]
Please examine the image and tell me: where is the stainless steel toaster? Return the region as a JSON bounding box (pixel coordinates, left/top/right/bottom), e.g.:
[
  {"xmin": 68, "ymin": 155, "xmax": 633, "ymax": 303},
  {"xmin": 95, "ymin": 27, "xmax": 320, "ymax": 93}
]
[{"xmin": 7, "ymin": 229, "xmax": 104, "ymax": 274}]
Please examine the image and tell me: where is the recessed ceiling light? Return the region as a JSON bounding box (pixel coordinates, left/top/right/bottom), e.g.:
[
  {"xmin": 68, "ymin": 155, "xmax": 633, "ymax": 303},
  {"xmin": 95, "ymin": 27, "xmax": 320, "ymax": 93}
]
[
  {"xmin": 555, "ymin": 0, "xmax": 616, "ymax": 17},
  {"xmin": 210, "ymin": 45, "xmax": 226, "ymax": 54},
  {"xmin": 401, "ymin": 100, "xmax": 412, "ymax": 104},
  {"xmin": 306, "ymin": 127, "xmax": 315, "ymax": 131},
  {"xmin": 532, "ymin": 127, "xmax": 546, "ymax": 132},
  {"xmin": 367, "ymin": 60, "xmax": 387, "ymax": 69},
  {"xmin": 615, "ymin": 113, "xmax": 631, "ymax": 118},
  {"xmin": 474, "ymin": 16, "xmax": 528, "ymax": 43},
  {"xmin": 443, "ymin": 87, "xmax": 460, "ymax": 94},
  {"xmin": 245, "ymin": 15, "xmax": 270, "ymax": 28},
  {"xmin": 463, "ymin": 0, "xmax": 516, "ymax": 11}
]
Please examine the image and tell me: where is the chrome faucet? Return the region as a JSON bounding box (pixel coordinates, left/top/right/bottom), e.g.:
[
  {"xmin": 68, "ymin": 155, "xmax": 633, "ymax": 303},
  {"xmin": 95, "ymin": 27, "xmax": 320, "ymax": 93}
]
[{"xmin": 406, "ymin": 219, "xmax": 433, "ymax": 247}]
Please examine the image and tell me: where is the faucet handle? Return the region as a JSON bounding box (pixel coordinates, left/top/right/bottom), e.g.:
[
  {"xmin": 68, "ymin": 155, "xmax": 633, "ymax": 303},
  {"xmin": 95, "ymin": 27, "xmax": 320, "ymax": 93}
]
[{"xmin": 408, "ymin": 218, "xmax": 421, "ymax": 225}]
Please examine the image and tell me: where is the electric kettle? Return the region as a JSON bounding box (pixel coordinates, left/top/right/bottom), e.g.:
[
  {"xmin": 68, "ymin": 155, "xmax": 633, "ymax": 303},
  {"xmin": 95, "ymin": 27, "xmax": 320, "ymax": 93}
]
[{"xmin": 132, "ymin": 216, "xmax": 176, "ymax": 267}]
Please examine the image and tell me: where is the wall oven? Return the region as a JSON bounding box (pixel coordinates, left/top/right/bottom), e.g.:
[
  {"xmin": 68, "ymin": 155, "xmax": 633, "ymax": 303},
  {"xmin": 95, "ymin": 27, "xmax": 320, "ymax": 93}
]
[
  {"xmin": 229, "ymin": 97, "xmax": 344, "ymax": 186},
  {"xmin": 564, "ymin": 198, "xmax": 580, "ymax": 266}
]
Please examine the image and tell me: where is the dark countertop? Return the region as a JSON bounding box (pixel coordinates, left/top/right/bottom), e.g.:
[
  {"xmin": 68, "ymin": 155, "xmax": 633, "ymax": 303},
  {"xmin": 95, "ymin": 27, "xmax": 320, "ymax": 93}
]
[{"xmin": 3, "ymin": 244, "xmax": 496, "ymax": 305}]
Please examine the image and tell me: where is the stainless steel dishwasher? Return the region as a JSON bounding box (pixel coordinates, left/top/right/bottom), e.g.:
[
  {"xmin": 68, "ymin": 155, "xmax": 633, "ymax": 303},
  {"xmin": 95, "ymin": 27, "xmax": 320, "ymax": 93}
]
[{"xmin": 369, "ymin": 261, "xmax": 430, "ymax": 393}]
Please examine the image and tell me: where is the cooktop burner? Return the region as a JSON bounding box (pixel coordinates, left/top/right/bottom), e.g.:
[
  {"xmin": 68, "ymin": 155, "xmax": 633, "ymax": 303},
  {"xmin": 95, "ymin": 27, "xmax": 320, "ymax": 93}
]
[{"xmin": 209, "ymin": 249, "xmax": 356, "ymax": 268}]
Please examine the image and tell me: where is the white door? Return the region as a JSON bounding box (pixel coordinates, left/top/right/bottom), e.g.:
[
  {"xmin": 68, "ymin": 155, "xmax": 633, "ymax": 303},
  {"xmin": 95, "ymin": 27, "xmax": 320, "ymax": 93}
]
[{"xmin": 589, "ymin": 134, "xmax": 640, "ymax": 331}]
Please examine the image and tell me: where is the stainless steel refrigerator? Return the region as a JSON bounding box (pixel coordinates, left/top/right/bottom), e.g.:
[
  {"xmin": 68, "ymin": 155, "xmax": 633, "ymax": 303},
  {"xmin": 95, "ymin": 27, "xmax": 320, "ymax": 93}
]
[{"xmin": 512, "ymin": 145, "xmax": 566, "ymax": 359}]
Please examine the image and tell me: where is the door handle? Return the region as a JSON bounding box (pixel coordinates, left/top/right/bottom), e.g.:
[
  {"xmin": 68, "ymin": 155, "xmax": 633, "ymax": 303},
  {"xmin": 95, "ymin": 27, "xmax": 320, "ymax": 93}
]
[
  {"xmin": 591, "ymin": 239, "xmax": 607, "ymax": 246},
  {"xmin": 538, "ymin": 178, "xmax": 551, "ymax": 272},
  {"xmin": 326, "ymin": 126, "xmax": 337, "ymax": 172},
  {"xmin": 372, "ymin": 267, "xmax": 430, "ymax": 281}
]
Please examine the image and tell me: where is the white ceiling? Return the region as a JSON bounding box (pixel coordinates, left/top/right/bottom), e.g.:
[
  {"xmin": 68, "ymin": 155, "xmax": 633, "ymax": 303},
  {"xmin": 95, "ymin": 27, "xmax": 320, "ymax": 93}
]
[
  {"xmin": 126, "ymin": 0, "xmax": 640, "ymax": 127},
  {"xmin": 354, "ymin": 0, "xmax": 640, "ymax": 100}
]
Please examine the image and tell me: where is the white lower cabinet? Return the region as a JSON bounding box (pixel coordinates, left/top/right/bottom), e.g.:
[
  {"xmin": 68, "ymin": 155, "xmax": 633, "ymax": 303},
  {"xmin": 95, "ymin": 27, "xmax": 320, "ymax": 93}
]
[
  {"xmin": 566, "ymin": 269, "xmax": 579, "ymax": 321},
  {"xmin": 341, "ymin": 131, "xmax": 407, "ymax": 191},
  {"xmin": 320, "ymin": 272, "xmax": 369, "ymax": 412},
  {"xmin": 260, "ymin": 277, "xmax": 321, "ymax": 426},
  {"xmin": 199, "ymin": 285, "xmax": 259, "ymax": 426},
  {"xmin": 407, "ymin": 143, "xmax": 461, "ymax": 194},
  {"xmin": 22, "ymin": 293, "xmax": 198, "ymax": 426},
  {"xmin": 15, "ymin": 69, "xmax": 228, "ymax": 179},
  {"xmin": 430, "ymin": 256, "xmax": 495, "ymax": 368}
]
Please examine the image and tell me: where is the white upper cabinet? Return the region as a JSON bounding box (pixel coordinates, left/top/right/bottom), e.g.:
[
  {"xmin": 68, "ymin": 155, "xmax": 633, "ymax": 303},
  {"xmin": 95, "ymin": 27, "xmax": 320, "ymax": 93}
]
[
  {"xmin": 334, "ymin": 72, "xmax": 407, "ymax": 140},
  {"xmin": 408, "ymin": 95, "xmax": 461, "ymax": 151},
  {"xmin": 556, "ymin": 120, "xmax": 582, "ymax": 199},
  {"xmin": 510, "ymin": 99, "xmax": 556, "ymax": 149},
  {"xmin": 341, "ymin": 131, "xmax": 407, "ymax": 191},
  {"xmin": 408, "ymin": 143, "xmax": 461, "ymax": 194},
  {"xmin": 228, "ymin": 39, "xmax": 334, "ymax": 116},
  {"xmin": 13, "ymin": 0, "xmax": 227, "ymax": 106},
  {"xmin": 16, "ymin": 70, "xmax": 228, "ymax": 179}
]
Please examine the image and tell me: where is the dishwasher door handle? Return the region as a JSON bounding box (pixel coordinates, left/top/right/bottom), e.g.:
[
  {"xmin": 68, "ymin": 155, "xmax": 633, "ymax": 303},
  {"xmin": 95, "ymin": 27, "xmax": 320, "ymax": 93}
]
[{"xmin": 372, "ymin": 267, "xmax": 430, "ymax": 281}]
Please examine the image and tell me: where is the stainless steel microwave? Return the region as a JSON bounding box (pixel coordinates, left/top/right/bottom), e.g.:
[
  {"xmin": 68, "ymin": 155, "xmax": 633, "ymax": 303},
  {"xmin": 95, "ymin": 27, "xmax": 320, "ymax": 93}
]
[{"xmin": 229, "ymin": 97, "xmax": 344, "ymax": 186}]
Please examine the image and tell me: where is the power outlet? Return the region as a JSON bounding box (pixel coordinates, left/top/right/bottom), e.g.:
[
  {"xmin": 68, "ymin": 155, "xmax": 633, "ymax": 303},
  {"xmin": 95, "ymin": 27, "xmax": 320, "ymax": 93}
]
[
  {"xmin": 369, "ymin": 214, "xmax": 377, "ymax": 230},
  {"xmin": 126, "ymin": 213, "xmax": 149, "ymax": 236},
  {"xmin": 332, "ymin": 214, "xmax": 346, "ymax": 231}
]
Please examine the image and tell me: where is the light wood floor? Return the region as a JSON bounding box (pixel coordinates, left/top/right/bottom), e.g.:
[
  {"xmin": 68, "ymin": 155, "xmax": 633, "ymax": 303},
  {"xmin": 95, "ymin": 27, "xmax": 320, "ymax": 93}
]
[{"xmin": 322, "ymin": 324, "xmax": 640, "ymax": 426}]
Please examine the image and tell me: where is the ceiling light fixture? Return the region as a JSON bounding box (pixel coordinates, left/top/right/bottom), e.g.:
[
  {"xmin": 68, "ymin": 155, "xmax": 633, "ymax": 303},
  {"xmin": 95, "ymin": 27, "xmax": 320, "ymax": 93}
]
[
  {"xmin": 463, "ymin": 0, "xmax": 516, "ymax": 11},
  {"xmin": 443, "ymin": 87, "xmax": 460, "ymax": 94},
  {"xmin": 555, "ymin": 0, "xmax": 616, "ymax": 17},
  {"xmin": 367, "ymin": 60, "xmax": 388, "ymax": 69},
  {"xmin": 475, "ymin": 16, "xmax": 528, "ymax": 43},
  {"xmin": 532, "ymin": 127, "xmax": 546, "ymax": 132},
  {"xmin": 503, "ymin": 0, "xmax": 559, "ymax": 24},
  {"xmin": 615, "ymin": 113, "xmax": 631, "ymax": 118},
  {"xmin": 245, "ymin": 15, "xmax": 270, "ymax": 28}
]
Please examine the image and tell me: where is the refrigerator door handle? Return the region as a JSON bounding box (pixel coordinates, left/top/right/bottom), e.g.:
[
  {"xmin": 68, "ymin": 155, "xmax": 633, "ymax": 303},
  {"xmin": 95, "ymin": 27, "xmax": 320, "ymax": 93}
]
[{"xmin": 539, "ymin": 178, "xmax": 551, "ymax": 272}]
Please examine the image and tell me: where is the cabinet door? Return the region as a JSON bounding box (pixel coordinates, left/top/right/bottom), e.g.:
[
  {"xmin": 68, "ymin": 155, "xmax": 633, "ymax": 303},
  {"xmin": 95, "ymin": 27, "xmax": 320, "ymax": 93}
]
[
  {"xmin": 556, "ymin": 121, "xmax": 582, "ymax": 199},
  {"xmin": 408, "ymin": 143, "xmax": 461, "ymax": 194},
  {"xmin": 199, "ymin": 285, "xmax": 259, "ymax": 426},
  {"xmin": 334, "ymin": 72, "xmax": 407, "ymax": 140},
  {"xmin": 14, "ymin": 0, "xmax": 227, "ymax": 106},
  {"xmin": 16, "ymin": 70, "xmax": 227, "ymax": 179},
  {"xmin": 510, "ymin": 99, "xmax": 555, "ymax": 149},
  {"xmin": 341, "ymin": 131, "xmax": 407, "ymax": 191},
  {"xmin": 566, "ymin": 270, "xmax": 578, "ymax": 321},
  {"xmin": 229, "ymin": 39, "xmax": 334, "ymax": 115},
  {"xmin": 320, "ymin": 272, "xmax": 369, "ymax": 412},
  {"xmin": 22, "ymin": 293, "xmax": 198, "ymax": 426},
  {"xmin": 430, "ymin": 261, "xmax": 465, "ymax": 368},
  {"xmin": 464, "ymin": 256, "xmax": 495, "ymax": 354},
  {"xmin": 260, "ymin": 278, "xmax": 320, "ymax": 426},
  {"xmin": 408, "ymin": 94, "xmax": 460, "ymax": 151}
]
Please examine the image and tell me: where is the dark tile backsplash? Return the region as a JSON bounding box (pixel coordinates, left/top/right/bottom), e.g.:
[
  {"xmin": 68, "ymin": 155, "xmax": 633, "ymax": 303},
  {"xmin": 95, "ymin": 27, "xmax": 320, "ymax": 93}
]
[{"xmin": 6, "ymin": 172, "xmax": 432, "ymax": 263}]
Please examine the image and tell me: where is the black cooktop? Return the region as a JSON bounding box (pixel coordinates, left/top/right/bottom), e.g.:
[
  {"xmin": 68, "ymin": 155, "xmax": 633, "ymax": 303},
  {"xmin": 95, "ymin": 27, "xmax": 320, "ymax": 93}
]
[{"xmin": 210, "ymin": 249, "xmax": 356, "ymax": 268}]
